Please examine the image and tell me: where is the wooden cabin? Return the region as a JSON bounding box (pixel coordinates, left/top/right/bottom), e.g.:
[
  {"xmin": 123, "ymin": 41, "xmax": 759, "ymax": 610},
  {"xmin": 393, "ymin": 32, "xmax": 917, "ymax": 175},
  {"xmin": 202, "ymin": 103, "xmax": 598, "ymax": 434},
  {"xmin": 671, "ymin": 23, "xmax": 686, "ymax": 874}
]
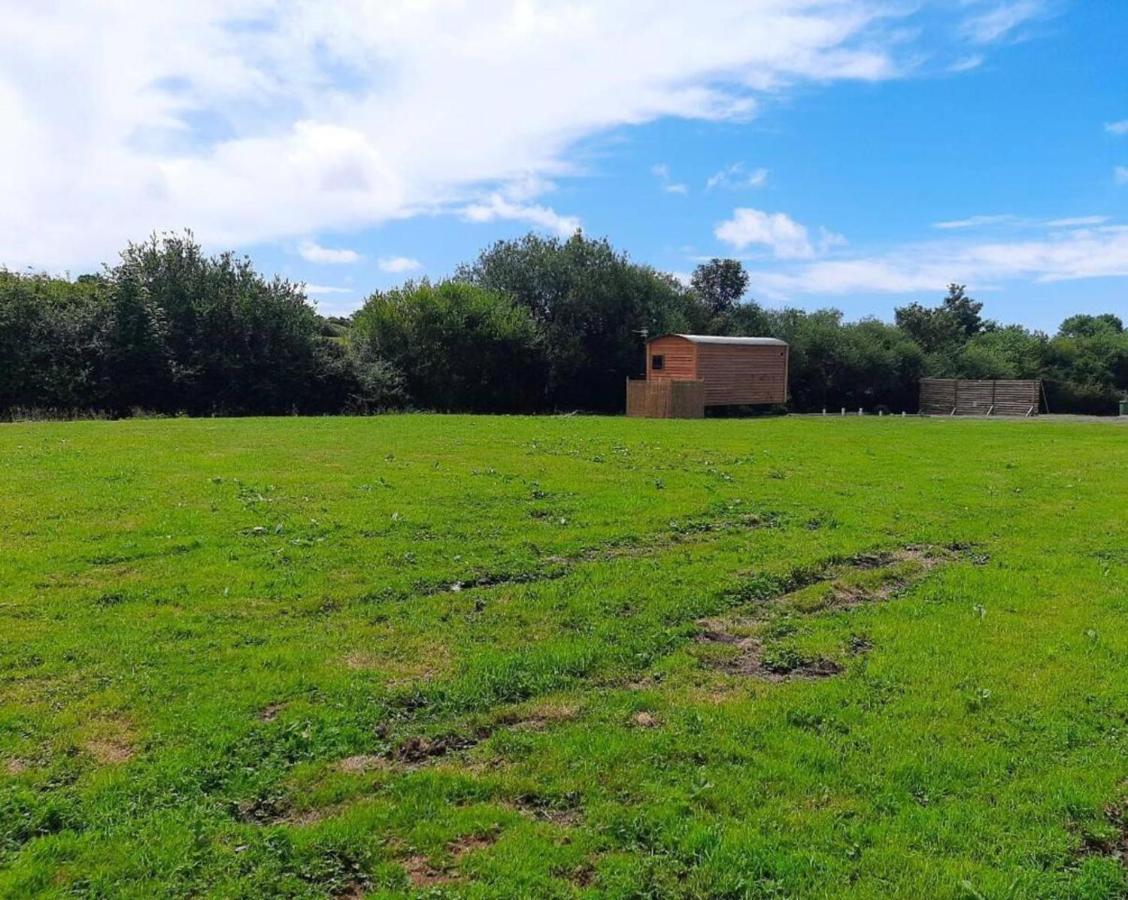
[{"xmin": 627, "ymin": 334, "xmax": 789, "ymax": 417}]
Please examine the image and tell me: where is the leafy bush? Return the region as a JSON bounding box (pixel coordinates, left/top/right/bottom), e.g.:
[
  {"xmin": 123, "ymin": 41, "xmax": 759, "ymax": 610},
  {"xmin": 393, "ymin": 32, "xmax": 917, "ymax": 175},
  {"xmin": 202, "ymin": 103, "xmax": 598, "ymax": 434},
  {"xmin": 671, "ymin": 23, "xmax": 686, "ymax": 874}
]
[{"xmin": 351, "ymin": 280, "xmax": 544, "ymax": 412}]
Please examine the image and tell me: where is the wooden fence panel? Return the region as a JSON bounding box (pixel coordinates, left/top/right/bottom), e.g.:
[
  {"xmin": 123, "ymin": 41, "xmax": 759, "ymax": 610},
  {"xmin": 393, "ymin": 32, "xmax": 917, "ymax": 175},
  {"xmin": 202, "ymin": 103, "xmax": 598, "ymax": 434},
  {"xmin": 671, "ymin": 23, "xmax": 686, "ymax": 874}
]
[
  {"xmin": 626, "ymin": 379, "xmax": 705, "ymax": 418},
  {"xmin": 919, "ymin": 378, "xmax": 1040, "ymax": 416}
]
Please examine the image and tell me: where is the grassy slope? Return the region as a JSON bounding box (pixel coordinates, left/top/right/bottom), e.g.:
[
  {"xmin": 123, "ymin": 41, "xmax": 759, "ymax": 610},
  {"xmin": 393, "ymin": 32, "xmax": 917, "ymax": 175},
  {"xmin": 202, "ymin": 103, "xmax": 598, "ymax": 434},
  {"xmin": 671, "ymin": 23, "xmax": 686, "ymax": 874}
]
[{"xmin": 0, "ymin": 415, "xmax": 1125, "ymax": 899}]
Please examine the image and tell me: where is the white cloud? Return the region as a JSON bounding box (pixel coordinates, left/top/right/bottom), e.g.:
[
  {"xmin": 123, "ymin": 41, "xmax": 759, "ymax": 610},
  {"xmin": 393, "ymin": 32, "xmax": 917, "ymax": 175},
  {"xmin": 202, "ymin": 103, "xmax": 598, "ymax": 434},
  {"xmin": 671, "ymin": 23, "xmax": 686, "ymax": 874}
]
[
  {"xmin": 377, "ymin": 256, "xmax": 422, "ymax": 274},
  {"xmin": 933, "ymin": 214, "xmax": 1019, "ymax": 230},
  {"xmin": 1105, "ymin": 120, "xmax": 1128, "ymax": 136},
  {"xmin": 652, "ymin": 163, "xmax": 688, "ymax": 195},
  {"xmin": 302, "ymin": 284, "xmax": 352, "ymax": 295},
  {"xmin": 948, "ymin": 55, "xmax": 984, "ymax": 73},
  {"xmin": 460, "ymin": 194, "xmax": 580, "ymax": 237},
  {"xmin": 1045, "ymin": 215, "xmax": 1110, "ymax": 228},
  {"xmin": 715, "ymin": 208, "xmax": 818, "ymax": 259},
  {"xmin": 706, "ymin": 162, "xmax": 768, "ymax": 190},
  {"xmin": 1117, "ymin": 167, "xmax": 1128, "ymax": 186},
  {"xmin": 0, "ymin": 1, "xmax": 938, "ymax": 270},
  {"xmin": 933, "ymin": 214, "xmax": 1112, "ymax": 230},
  {"xmin": 960, "ymin": 1, "xmax": 1045, "ymax": 45},
  {"xmin": 749, "ymin": 223, "xmax": 1128, "ymax": 299},
  {"xmin": 299, "ymin": 240, "xmax": 361, "ymax": 264}
]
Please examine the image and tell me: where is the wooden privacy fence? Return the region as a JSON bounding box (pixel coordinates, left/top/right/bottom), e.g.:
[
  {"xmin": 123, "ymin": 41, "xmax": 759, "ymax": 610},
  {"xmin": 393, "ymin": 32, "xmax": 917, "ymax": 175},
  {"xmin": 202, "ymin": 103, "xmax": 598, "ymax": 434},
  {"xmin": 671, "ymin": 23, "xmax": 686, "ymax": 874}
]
[
  {"xmin": 919, "ymin": 378, "xmax": 1041, "ymax": 416},
  {"xmin": 625, "ymin": 378, "xmax": 705, "ymax": 418}
]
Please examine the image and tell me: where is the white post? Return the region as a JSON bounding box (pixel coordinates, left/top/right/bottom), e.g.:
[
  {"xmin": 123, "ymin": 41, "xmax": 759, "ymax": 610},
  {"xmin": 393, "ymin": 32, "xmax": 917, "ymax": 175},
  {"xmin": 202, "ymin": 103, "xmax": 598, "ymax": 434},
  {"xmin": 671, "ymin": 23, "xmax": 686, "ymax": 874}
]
[
  {"xmin": 858, "ymin": 408, "xmax": 863, "ymax": 416},
  {"xmin": 841, "ymin": 407, "xmax": 845, "ymax": 416}
]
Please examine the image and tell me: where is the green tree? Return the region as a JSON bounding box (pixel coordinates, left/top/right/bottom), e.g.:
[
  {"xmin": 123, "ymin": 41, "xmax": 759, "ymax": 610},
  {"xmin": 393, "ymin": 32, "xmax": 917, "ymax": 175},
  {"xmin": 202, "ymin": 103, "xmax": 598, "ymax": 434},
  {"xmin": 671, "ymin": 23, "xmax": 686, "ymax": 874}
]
[
  {"xmin": 351, "ymin": 280, "xmax": 544, "ymax": 412},
  {"xmin": 895, "ymin": 283, "xmax": 989, "ymax": 356},
  {"xmin": 766, "ymin": 308, "xmax": 924, "ymax": 411},
  {"xmin": 458, "ymin": 232, "xmax": 698, "ymax": 409},
  {"xmin": 691, "ymin": 258, "xmax": 749, "ymax": 317},
  {"xmin": 110, "ymin": 233, "xmax": 324, "ymax": 414},
  {"xmin": 1057, "ymin": 313, "xmax": 1123, "ymax": 338}
]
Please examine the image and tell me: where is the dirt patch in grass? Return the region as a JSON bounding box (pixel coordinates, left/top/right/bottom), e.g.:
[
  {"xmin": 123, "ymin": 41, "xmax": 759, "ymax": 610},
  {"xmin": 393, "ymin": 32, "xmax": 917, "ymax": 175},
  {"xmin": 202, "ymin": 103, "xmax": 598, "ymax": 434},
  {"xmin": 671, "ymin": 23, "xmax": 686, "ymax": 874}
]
[
  {"xmin": 337, "ymin": 754, "xmax": 388, "ymax": 774},
  {"xmin": 82, "ymin": 718, "xmax": 136, "ymax": 765},
  {"xmin": 334, "ymin": 882, "xmax": 369, "ymax": 900},
  {"xmin": 403, "ymin": 854, "xmax": 452, "ymax": 888},
  {"xmin": 824, "ymin": 545, "xmax": 958, "ymax": 609},
  {"xmin": 390, "ymin": 732, "xmax": 483, "ymax": 764},
  {"xmin": 494, "ymin": 701, "xmax": 579, "ymax": 731},
  {"xmin": 84, "ymin": 739, "xmax": 135, "ymax": 764},
  {"xmin": 1078, "ymin": 798, "xmax": 1128, "ymax": 867},
  {"xmin": 235, "ymin": 794, "xmax": 291, "ymax": 825},
  {"xmin": 512, "ymin": 798, "xmax": 583, "ymax": 826},
  {"xmin": 258, "ymin": 703, "xmax": 285, "ymax": 722},
  {"xmin": 401, "ymin": 832, "xmax": 499, "ymax": 888},
  {"xmin": 5, "ymin": 758, "xmax": 30, "ymax": 775},
  {"xmin": 696, "ymin": 632, "xmax": 842, "ymax": 681},
  {"xmin": 694, "ymin": 544, "xmax": 967, "ymax": 680},
  {"xmin": 425, "ymin": 511, "xmax": 780, "ymax": 597}
]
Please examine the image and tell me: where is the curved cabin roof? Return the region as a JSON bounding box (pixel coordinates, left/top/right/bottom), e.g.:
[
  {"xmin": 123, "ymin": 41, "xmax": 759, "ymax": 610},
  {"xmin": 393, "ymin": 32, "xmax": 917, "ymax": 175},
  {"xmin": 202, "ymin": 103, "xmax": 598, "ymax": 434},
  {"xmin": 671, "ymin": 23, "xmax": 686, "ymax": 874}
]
[{"xmin": 649, "ymin": 333, "xmax": 788, "ymax": 346}]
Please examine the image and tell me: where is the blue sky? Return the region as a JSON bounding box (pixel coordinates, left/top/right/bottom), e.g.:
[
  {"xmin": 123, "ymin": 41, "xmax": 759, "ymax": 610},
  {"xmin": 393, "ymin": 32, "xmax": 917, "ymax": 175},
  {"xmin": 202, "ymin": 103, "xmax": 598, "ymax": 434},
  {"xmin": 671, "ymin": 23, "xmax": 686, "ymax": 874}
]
[{"xmin": 1, "ymin": 1, "xmax": 1126, "ymax": 331}]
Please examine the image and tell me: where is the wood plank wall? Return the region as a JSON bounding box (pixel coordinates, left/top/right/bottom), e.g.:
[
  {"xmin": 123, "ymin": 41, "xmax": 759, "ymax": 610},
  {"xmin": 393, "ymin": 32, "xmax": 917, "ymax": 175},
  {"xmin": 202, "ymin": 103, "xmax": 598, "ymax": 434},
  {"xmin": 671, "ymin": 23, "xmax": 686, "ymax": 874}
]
[
  {"xmin": 696, "ymin": 344, "xmax": 788, "ymax": 405},
  {"xmin": 625, "ymin": 379, "xmax": 705, "ymax": 418},
  {"xmin": 646, "ymin": 336, "xmax": 698, "ymax": 381},
  {"xmin": 919, "ymin": 378, "xmax": 1040, "ymax": 416}
]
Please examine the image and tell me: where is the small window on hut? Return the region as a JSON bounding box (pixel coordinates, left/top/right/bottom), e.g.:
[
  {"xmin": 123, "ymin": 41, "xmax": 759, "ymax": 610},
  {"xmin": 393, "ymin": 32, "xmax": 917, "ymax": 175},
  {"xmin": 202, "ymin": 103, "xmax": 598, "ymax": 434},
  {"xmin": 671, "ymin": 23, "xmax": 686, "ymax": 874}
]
[{"xmin": 651, "ymin": 354, "xmax": 665, "ymax": 371}]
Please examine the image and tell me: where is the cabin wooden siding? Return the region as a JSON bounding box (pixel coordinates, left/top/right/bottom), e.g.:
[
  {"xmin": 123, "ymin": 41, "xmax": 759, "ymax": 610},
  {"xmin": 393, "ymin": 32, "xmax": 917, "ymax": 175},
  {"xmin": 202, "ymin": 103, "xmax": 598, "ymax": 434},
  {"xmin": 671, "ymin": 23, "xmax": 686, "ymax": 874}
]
[
  {"xmin": 646, "ymin": 336, "xmax": 697, "ymax": 381},
  {"xmin": 636, "ymin": 335, "xmax": 789, "ymax": 413},
  {"xmin": 695, "ymin": 343, "xmax": 788, "ymax": 406}
]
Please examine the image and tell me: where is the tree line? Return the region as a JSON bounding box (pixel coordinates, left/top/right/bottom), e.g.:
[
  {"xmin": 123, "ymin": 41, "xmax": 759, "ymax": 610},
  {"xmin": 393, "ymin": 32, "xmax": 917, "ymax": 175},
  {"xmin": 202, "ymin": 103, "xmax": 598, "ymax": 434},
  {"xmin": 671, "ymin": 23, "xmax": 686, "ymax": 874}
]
[{"xmin": 1, "ymin": 231, "xmax": 1125, "ymax": 418}]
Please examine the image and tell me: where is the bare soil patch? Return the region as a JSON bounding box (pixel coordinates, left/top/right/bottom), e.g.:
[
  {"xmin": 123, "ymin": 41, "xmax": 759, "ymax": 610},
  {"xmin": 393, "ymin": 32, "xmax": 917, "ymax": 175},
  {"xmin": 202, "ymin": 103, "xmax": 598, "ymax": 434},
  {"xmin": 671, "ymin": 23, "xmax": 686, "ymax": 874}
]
[
  {"xmin": 337, "ymin": 754, "xmax": 388, "ymax": 774},
  {"xmin": 1079, "ymin": 799, "xmax": 1128, "ymax": 867},
  {"xmin": 258, "ymin": 703, "xmax": 285, "ymax": 722},
  {"xmin": 494, "ymin": 701, "xmax": 578, "ymax": 731},
  {"xmin": 696, "ymin": 631, "xmax": 842, "ymax": 681},
  {"xmin": 402, "ymin": 832, "xmax": 499, "ymax": 888},
  {"xmin": 695, "ymin": 544, "xmax": 971, "ymax": 680},
  {"xmin": 390, "ymin": 732, "xmax": 482, "ymax": 764},
  {"xmin": 82, "ymin": 718, "xmax": 136, "ymax": 765}
]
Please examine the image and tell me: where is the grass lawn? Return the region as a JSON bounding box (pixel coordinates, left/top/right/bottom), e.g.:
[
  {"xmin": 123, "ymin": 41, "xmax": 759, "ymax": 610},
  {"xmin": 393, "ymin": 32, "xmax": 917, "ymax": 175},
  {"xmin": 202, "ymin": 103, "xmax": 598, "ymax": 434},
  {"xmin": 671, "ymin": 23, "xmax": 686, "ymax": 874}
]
[{"xmin": 1, "ymin": 414, "xmax": 1126, "ymax": 898}]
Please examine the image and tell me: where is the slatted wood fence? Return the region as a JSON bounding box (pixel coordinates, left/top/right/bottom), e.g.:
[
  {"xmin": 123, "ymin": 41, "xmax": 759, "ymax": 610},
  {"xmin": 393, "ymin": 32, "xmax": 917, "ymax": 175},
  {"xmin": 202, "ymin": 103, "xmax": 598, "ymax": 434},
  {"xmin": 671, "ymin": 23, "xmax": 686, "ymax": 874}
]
[
  {"xmin": 625, "ymin": 378, "xmax": 705, "ymax": 418},
  {"xmin": 919, "ymin": 378, "xmax": 1040, "ymax": 416}
]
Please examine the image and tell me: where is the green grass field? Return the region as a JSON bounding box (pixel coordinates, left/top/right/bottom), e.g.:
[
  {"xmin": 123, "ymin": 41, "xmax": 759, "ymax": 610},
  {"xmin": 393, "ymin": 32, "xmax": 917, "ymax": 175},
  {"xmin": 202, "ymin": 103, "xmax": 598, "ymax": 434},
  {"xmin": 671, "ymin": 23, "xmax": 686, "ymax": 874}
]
[{"xmin": 1, "ymin": 415, "xmax": 1126, "ymax": 898}]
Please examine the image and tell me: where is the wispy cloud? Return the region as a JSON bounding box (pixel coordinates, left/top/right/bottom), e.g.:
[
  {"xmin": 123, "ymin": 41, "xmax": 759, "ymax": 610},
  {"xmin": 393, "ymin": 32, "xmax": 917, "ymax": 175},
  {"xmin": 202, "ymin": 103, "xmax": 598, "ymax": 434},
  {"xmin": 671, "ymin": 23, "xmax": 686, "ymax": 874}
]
[
  {"xmin": 302, "ymin": 283, "xmax": 352, "ymax": 295},
  {"xmin": 1105, "ymin": 120, "xmax": 1128, "ymax": 136},
  {"xmin": 651, "ymin": 163, "xmax": 688, "ymax": 195},
  {"xmin": 934, "ymin": 213, "xmax": 1111, "ymax": 230},
  {"xmin": 750, "ymin": 223, "xmax": 1128, "ymax": 299},
  {"xmin": 460, "ymin": 195, "xmax": 580, "ymax": 237},
  {"xmin": 1115, "ymin": 167, "xmax": 1128, "ymax": 185},
  {"xmin": 706, "ymin": 162, "xmax": 768, "ymax": 191},
  {"xmin": 1045, "ymin": 215, "xmax": 1110, "ymax": 227},
  {"xmin": 377, "ymin": 256, "xmax": 422, "ymax": 274},
  {"xmin": 298, "ymin": 240, "xmax": 361, "ymax": 264},
  {"xmin": 933, "ymin": 214, "xmax": 1019, "ymax": 230},
  {"xmin": 960, "ymin": 1, "xmax": 1045, "ymax": 44},
  {"xmin": 948, "ymin": 55, "xmax": 984, "ymax": 73}
]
